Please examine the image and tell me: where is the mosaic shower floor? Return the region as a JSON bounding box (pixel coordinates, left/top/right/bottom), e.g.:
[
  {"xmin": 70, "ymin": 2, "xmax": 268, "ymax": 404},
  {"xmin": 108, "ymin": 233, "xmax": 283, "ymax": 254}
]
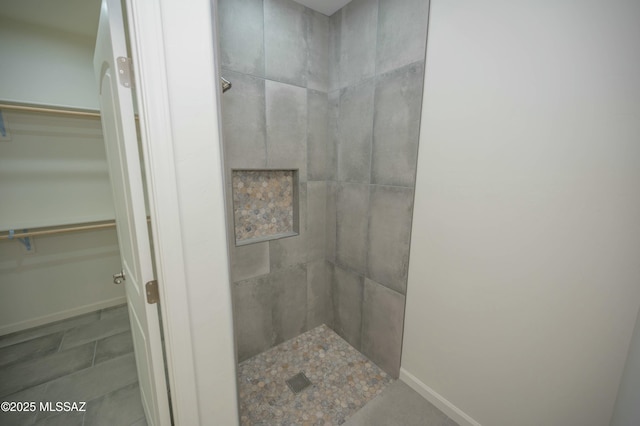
[{"xmin": 238, "ymin": 325, "xmax": 393, "ymax": 425}]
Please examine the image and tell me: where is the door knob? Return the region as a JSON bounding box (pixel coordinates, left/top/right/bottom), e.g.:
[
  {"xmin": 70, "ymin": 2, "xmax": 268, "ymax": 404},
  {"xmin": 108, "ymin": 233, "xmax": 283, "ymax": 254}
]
[{"xmin": 113, "ymin": 270, "xmax": 126, "ymax": 284}]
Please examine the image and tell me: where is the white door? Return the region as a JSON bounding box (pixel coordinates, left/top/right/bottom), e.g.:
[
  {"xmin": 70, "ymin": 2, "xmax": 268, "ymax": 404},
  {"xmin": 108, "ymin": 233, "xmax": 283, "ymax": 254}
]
[{"xmin": 94, "ymin": 0, "xmax": 171, "ymax": 424}]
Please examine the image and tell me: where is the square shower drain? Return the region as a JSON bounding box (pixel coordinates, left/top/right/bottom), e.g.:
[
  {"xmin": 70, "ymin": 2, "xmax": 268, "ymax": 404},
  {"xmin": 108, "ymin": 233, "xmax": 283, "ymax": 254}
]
[{"xmin": 286, "ymin": 372, "xmax": 312, "ymax": 394}]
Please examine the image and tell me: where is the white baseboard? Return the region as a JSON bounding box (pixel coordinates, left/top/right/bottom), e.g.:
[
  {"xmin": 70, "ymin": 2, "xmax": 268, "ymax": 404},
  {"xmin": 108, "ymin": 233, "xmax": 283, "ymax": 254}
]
[
  {"xmin": 0, "ymin": 296, "xmax": 127, "ymax": 336},
  {"xmin": 399, "ymin": 367, "xmax": 482, "ymax": 426}
]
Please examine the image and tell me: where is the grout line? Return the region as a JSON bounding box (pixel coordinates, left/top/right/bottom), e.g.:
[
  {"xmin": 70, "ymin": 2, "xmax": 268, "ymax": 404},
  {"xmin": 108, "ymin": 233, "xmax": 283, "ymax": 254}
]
[{"xmin": 91, "ymin": 340, "xmax": 98, "ymax": 366}]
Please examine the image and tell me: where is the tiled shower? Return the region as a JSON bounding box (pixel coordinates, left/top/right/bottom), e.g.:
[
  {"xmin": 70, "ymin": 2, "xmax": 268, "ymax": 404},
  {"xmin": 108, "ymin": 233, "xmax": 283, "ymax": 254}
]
[{"xmin": 219, "ymin": 0, "xmax": 429, "ymax": 417}]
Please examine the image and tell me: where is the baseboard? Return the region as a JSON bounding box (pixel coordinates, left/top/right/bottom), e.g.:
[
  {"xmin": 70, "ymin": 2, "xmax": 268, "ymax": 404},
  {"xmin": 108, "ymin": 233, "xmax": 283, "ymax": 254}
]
[
  {"xmin": 399, "ymin": 367, "xmax": 482, "ymax": 426},
  {"xmin": 0, "ymin": 296, "xmax": 127, "ymax": 336}
]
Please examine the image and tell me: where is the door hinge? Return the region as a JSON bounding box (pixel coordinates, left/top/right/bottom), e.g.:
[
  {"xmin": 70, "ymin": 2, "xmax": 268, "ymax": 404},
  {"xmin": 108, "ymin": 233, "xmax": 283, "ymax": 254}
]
[
  {"xmin": 117, "ymin": 57, "xmax": 134, "ymax": 89},
  {"xmin": 145, "ymin": 280, "xmax": 159, "ymax": 304}
]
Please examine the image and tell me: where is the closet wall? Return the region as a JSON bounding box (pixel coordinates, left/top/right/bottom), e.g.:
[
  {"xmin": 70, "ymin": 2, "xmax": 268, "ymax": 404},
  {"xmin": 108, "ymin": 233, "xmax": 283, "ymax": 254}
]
[{"xmin": 0, "ymin": 15, "xmax": 125, "ymax": 335}]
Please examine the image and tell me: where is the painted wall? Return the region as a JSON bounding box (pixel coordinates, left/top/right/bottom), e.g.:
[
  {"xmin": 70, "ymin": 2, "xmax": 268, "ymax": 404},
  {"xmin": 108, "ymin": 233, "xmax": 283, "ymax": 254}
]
[
  {"xmin": 611, "ymin": 309, "xmax": 640, "ymax": 426},
  {"xmin": 218, "ymin": 0, "xmax": 333, "ymax": 362},
  {"xmin": 0, "ymin": 16, "xmax": 99, "ymax": 110},
  {"xmin": 0, "ymin": 16, "xmax": 124, "ymax": 334},
  {"xmin": 402, "ymin": 1, "xmax": 640, "ymax": 426},
  {"xmin": 327, "ymin": 0, "xmax": 428, "ymax": 377}
]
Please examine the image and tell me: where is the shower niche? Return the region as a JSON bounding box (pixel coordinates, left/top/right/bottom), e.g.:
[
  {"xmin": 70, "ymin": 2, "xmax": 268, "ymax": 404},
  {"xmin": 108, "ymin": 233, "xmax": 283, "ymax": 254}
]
[{"xmin": 231, "ymin": 169, "xmax": 299, "ymax": 246}]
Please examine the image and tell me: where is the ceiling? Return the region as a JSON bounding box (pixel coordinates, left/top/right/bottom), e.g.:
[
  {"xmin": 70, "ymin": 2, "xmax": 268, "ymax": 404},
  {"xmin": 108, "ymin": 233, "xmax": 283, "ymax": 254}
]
[
  {"xmin": 292, "ymin": 0, "xmax": 352, "ymax": 16},
  {"xmin": 0, "ymin": 0, "xmax": 351, "ymax": 41},
  {"xmin": 0, "ymin": 0, "xmax": 101, "ymax": 38}
]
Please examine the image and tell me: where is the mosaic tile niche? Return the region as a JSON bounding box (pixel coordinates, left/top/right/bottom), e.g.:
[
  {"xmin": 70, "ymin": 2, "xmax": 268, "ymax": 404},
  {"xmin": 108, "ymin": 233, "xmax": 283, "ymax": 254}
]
[{"xmin": 232, "ymin": 170, "xmax": 299, "ymax": 245}]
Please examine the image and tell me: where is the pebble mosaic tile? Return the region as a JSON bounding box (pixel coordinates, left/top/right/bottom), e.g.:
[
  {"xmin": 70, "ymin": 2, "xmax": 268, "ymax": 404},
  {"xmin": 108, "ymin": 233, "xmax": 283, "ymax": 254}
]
[
  {"xmin": 238, "ymin": 324, "xmax": 393, "ymax": 425},
  {"xmin": 233, "ymin": 170, "xmax": 296, "ymax": 243}
]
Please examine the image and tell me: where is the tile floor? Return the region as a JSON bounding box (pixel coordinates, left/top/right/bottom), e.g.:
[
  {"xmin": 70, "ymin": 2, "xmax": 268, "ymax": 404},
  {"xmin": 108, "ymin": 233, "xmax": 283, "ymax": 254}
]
[
  {"xmin": 238, "ymin": 324, "xmax": 394, "ymax": 425},
  {"xmin": 0, "ymin": 305, "xmax": 146, "ymax": 426}
]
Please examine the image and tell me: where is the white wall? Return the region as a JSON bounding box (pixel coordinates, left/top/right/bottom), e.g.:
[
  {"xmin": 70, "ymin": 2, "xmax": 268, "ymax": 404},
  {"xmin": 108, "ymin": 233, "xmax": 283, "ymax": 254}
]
[
  {"xmin": 611, "ymin": 309, "xmax": 640, "ymax": 426},
  {"xmin": 0, "ymin": 15, "xmax": 124, "ymax": 334},
  {"xmin": 402, "ymin": 1, "xmax": 640, "ymax": 426},
  {"xmin": 0, "ymin": 16, "xmax": 99, "ymax": 110}
]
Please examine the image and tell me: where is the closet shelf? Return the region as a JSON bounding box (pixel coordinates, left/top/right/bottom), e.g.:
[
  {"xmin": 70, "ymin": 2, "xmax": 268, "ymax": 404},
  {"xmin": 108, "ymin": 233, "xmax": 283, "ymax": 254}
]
[
  {"xmin": 0, "ymin": 220, "xmax": 116, "ymax": 241},
  {"xmin": 0, "ymin": 101, "xmax": 101, "ymax": 119}
]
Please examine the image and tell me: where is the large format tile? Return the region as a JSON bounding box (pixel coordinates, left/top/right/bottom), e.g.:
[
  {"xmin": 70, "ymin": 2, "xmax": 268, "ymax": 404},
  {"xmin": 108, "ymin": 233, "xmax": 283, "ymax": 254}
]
[
  {"xmin": 366, "ymin": 185, "xmax": 414, "ymax": 294},
  {"xmin": 269, "ymin": 184, "xmax": 307, "ymax": 270},
  {"xmin": 83, "ymin": 382, "xmax": 145, "ymax": 426},
  {"xmin": 34, "ymin": 411, "xmax": 84, "ymax": 426},
  {"xmin": 343, "ymin": 380, "xmax": 459, "ymax": 426},
  {"xmin": 0, "ymin": 343, "xmax": 95, "ymax": 397},
  {"xmin": 327, "ymin": 90, "xmax": 339, "ymax": 181},
  {"xmin": 325, "ymin": 181, "xmax": 337, "ymax": 262},
  {"xmin": 307, "ymin": 10, "xmax": 329, "ymax": 92},
  {"xmin": 339, "ymin": 0, "xmax": 378, "ymax": 88},
  {"xmin": 218, "ymin": 0, "xmax": 265, "ymax": 76},
  {"xmin": 94, "ymin": 331, "xmax": 134, "ymax": 365},
  {"xmin": 361, "ymin": 278, "xmax": 405, "ymax": 378},
  {"xmin": 0, "ymin": 312, "xmax": 100, "ymax": 349},
  {"xmin": 265, "ymin": 80, "xmax": 308, "ymax": 180},
  {"xmin": 376, "ymin": 0, "xmax": 429, "ymax": 75},
  {"xmin": 40, "ymin": 353, "xmax": 138, "ymax": 408},
  {"xmin": 328, "ymin": 12, "xmax": 342, "ymax": 93},
  {"xmin": 371, "ymin": 62, "xmax": 424, "ymax": 187},
  {"xmin": 233, "ymin": 276, "xmax": 274, "ymax": 362},
  {"xmin": 306, "ymin": 259, "xmax": 332, "ymax": 330},
  {"xmin": 336, "ymin": 183, "xmax": 369, "ymax": 275},
  {"xmin": 99, "ymin": 304, "xmax": 128, "ymax": 321},
  {"xmin": 230, "ymin": 242, "xmax": 270, "ymax": 283},
  {"xmin": 220, "ymin": 71, "xmax": 267, "ymax": 170},
  {"xmin": 306, "ymin": 181, "xmax": 327, "ymax": 261},
  {"xmin": 264, "ymin": 0, "xmax": 308, "ymax": 87},
  {"xmin": 332, "ymin": 265, "xmax": 364, "ymax": 350},
  {"xmin": 307, "ymin": 90, "xmax": 329, "ymax": 181},
  {"xmin": 60, "ymin": 316, "xmax": 130, "ymax": 351},
  {"xmin": 0, "ymin": 332, "xmax": 63, "ymax": 368},
  {"xmin": 337, "ymin": 80, "xmax": 375, "ymax": 184},
  {"xmin": 270, "ymin": 264, "xmax": 307, "ymax": 345}
]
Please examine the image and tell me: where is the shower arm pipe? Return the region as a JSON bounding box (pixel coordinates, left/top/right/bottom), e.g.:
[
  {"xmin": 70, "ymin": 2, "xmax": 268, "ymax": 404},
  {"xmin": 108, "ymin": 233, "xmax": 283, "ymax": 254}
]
[{"xmin": 0, "ymin": 101, "xmax": 102, "ymax": 119}]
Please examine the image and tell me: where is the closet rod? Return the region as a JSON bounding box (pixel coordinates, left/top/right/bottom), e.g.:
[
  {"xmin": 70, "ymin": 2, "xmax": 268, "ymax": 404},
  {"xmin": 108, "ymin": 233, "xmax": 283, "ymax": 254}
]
[
  {"xmin": 0, "ymin": 102, "xmax": 101, "ymax": 119},
  {"xmin": 0, "ymin": 221, "xmax": 116, "ymax": 240}
]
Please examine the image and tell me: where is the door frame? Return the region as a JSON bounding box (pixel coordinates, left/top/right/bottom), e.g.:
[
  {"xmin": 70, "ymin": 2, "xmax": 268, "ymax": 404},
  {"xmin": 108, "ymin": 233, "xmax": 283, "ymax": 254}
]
[{"xmin": 123, "ymin": 0, "xmax": 238, "ymax": 424}]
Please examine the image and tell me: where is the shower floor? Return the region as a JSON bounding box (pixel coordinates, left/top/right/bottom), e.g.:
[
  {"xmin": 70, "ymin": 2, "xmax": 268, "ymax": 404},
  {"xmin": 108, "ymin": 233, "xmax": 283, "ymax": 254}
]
[{"xmin": 238, "ymin": 324, "xmax": 393, "ymax": 425}]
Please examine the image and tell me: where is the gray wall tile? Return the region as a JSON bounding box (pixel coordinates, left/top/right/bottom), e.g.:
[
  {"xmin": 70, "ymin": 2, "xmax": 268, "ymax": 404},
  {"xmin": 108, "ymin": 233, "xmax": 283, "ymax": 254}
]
[
  {"xmin": 337, "ymin": 80, "xmax": 375, "ymax": 183},
  {"xmin": 331, "ymin": 265, "xmax": 364, "ymax": 350},
  {"xmin": 99, "ymin": 304, "xmax": 128, "ymax": 321},
  {"xmin": 234, "ymin": 276, "xmax": 274, "ymax": 362},
  {"xmin": 307, "ymin": 10, "xmax": 329, "ymax": 92},
  {"xmin": 367, "ymin": 185, "xmax": 413, "ymax": 294},
  {"xmin": 361, "ymin": 278, "xmax": 406, "ymax": 378},
  {"xmin": 230, "ymin": 241, "xmax": 270, "ymax": 282},
  {"xmin": 307, "ymin": 260, "xmax": 333, "ymax": 329},
  {"xmin": 35, "ymin": 410, "xmax": 84, "ymax": 426},
  {"xmin": 327, "ymin": 90, "xmax": 339, "ymax": 180},
  {"xmin": 376, "ymin": 0, "xmax": 429, "ymax": 75},
  {"xmin": 266, "ymin": 80, "xmax": 308, "ymax": 180},
  {"xmin": 218, "ymin": 0, "xmax": 265, "ymax": 76},
  {"xmin": 60, "ymin": 316, "xmax": 130, "ymax": 350},
  {"xmin": 325, "ymin": 181, "xmax": 337, "ymax": 262},
  {"xmin": 265, "ymin": 0, "xmax": 308, "ymax": 87},
  {"xmin": 1, "ymin": 382, "xmax": 46, "ymax": 426},
  {"xmin": 221, "ymin": 71, "xmax": 266, "ymax": 170},
  {"xmin": 328, "ymin": 12, "xmax": 342, "ymax": 93},
  {"xmin": 270, "ymin": 264, "xmax": 307, "ymax": 344},
  {"xmin": 269, "ymin": 183, "xmax": 307, "ymax": 269},
  {"xmin": 307, "ymin": 90, "xmax": 329, "ymax": 181},
  {"xmin": 339, "ymin": 0, "xmax": 379, "ymax": 88},
  {"xmin": 336, "ymin": 183, "xmax": 369, "ymax": 274},
  {"xmin": 307, "ymin": 181, "xmax": 327, "ymax": 261},
  {"xmin": 372, "ymin": 62, "xmax": 424, "ymax": 187}
]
